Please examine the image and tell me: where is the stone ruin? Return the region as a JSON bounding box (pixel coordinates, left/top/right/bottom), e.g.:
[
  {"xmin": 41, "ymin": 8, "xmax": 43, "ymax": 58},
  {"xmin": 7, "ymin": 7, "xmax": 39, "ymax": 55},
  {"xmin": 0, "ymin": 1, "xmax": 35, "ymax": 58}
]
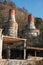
[
  {"xmin": 23, "ymin": 14, "xmax": 40, "ymax": 38},
  {"xmin": 3, "ymin": 9, "xmax": 18, "ymax": 37}
]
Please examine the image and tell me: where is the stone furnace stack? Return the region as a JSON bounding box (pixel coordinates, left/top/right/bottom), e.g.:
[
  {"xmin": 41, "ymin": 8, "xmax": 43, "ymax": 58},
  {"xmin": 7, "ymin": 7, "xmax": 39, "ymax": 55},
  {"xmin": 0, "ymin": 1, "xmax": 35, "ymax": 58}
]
[
  {"xmin": 3, "ymin": 9, "xmax": 18, "ymax": 37},
  {"xmin": 23, "ymin": 14, "xmax": 40, "ymax": 38}
]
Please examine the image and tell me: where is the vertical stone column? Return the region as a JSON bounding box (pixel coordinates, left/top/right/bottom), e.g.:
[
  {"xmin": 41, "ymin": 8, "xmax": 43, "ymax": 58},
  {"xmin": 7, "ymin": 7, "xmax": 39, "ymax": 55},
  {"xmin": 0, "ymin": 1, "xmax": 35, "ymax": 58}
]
[
  {"xmin": 0, "ymin": 29, "xmax": 3, "ymax": 59},
  {"xmin": 8, "ymin": 9, "xmax": 18, "ymax": 37},
  {"xmin": 7, "ymin": 46, "xmax": 10, "ymax": 59},
  {"xmin": 5, "ymin": 9, "xmax": 18, "ymax": 37},
  {"xmin": 28, "ymin": 14, "xmax": 35, "ymax": 29},
  {"xmin": 3, "ymin": 9, "xmax": 18, "ymax": 37},
  {"xmin": 35, "ymin": 51, "xmax": 36, "ymax": 57},
  {"xmin": 24, "ymin": 40, "xmax": 27, "ymax": 59}
]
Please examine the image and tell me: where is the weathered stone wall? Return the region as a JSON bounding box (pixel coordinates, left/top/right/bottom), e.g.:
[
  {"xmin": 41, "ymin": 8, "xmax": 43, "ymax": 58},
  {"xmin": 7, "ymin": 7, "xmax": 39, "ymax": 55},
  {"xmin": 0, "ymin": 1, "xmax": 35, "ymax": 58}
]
[
  {"xmin": 23, "ymin": 14, "xmax": 40, "ymax": 38},
  {"xmin": 0, "ymin": 58, "xmax": 43, "ymax": 65},
  {"xmin": 8, "ymin": 22, "xmax": 18, "ymax": 37},
  {"xmin": 3, "ymin": 9, "xmax": 18, "ymax": 37}
]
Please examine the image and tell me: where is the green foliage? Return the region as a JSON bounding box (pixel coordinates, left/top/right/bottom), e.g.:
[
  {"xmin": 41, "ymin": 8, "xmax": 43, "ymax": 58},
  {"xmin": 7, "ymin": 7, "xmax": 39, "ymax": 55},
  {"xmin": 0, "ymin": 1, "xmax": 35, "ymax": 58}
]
[
  {"xmin": 34, "ymin": 17, "xmax": 43, "ymax": 47},
  {"xmin": 35, "ymin": 17, "xmax": 43, "ymax": 29}
]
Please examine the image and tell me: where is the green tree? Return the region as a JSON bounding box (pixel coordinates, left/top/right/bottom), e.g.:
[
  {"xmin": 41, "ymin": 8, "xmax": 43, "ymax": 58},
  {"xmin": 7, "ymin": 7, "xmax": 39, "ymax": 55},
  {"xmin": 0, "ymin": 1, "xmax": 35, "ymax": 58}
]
[
  {"xmin": 35, "ymin": 17, "xmax": 43, "ymax": 29},
  {"xmin": 35, "ymin": 17, "xmax": 43, "ymax": 47}
]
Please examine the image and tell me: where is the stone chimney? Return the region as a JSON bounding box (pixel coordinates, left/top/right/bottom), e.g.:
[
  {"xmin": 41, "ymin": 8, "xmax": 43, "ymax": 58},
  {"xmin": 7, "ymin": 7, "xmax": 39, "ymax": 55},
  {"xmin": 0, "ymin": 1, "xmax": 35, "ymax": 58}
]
[
  {"xmin": 23, "ymin": 14, "xmax": 40, "ymax": 38},
  {"xmin": 4, "ymin": 9, "xmax": 18, "ymax": 37},
  {"xmin": 27, "ymin": 14, "xmax": 36, "ymax": 29}
]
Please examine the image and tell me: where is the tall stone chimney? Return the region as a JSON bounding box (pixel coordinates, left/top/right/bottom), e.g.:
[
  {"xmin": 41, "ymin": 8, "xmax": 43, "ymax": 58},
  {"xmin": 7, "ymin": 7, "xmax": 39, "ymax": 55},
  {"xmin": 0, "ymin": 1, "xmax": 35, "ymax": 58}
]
[
  {"xmin": 23, "ymin": 14, "xmax": 40, "ymax": 38},
  {"xmin": 28, "ymin": 14, "xmax": 36, "ymax": 29},
  {"xmin": 3, "ymin": 9, "xmax": 18, "ymax": 37}
]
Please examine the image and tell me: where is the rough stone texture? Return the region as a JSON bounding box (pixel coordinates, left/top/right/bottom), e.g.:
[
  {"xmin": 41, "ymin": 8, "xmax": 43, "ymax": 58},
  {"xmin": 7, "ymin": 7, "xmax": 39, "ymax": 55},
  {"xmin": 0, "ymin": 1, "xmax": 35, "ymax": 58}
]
[
  {"xmin": 3, "ymin": 9, "xmax": 18, "ymax": 37},
  {"xmin": 0, "ymin": 57, "xmax": 43, "ymax": 65},
  {"xmin": 28, "ymin": 14, "xmax": 36, "ymax": 29},
  {"xmin": 7, "ymin": 21, "xmax": 18, "ymax": 37},
  {"xmin": 23, "ymin": 14, "xmax": 40, "ymax": 38},
  {"xmin": 28, "ymin": 14, "xmax": 34, "ymax": 22}
]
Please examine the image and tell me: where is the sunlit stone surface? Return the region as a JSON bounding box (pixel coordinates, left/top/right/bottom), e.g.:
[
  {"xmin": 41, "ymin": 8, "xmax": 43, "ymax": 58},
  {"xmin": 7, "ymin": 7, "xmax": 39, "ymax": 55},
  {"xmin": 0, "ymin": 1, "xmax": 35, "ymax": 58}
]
[
  {"xmin": 23, "ymin": 14, "xmax": 40, "ymax": 38},
  {"xmin": 3, "ymin": 9, "xmax": 18, "ymax": 37}
]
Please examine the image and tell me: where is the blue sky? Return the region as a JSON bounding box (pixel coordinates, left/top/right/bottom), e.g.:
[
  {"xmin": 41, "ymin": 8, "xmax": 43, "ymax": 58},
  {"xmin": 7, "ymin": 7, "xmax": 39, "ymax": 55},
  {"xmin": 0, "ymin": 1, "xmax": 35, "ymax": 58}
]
[{"xmin": 12, "ymin": 0, "xmax": 43, "ymax": 18}]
